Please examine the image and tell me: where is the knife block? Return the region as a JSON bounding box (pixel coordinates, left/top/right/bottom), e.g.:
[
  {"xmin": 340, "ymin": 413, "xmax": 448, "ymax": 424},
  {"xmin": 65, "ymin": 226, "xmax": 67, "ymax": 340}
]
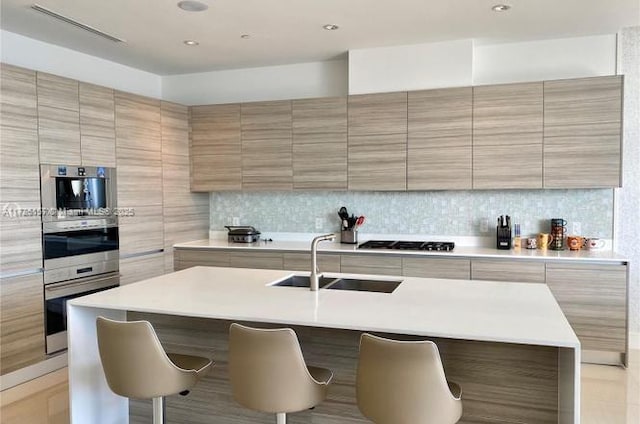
[{"xmin": 496, "ymin": 226, "xmax": 512, "ymax": 250}]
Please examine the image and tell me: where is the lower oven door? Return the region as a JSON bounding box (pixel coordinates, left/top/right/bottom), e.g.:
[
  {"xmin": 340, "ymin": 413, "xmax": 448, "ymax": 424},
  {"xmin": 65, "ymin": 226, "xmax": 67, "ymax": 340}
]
[{"xmin": 44, "ymin": 271, "xmax": 120, "ymax": 354}]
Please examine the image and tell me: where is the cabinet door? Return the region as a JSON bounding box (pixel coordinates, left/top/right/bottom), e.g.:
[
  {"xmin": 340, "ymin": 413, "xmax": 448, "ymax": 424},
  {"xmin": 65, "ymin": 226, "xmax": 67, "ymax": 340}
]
[
  {"xmin": 348, "ymin": 92, "xmax": 407, "ymax": 136},
  {"xmin": 471, "ymin": 260, "xmax": 545, "ymax": 284},
  {"xmin": 472, "ymin": 82, "xmax": 543, "ymax": 189},
  {"xmin": 340, "ymin": 255, "xmax": 402, "ymax": 276},
  {"xmin": 115, "ymin": 92, "xmax": 163, "ymax": 256},
  {"xmin": 162, "ymin": 102, "xmax": 209, "ymax": 272},
  {"xmin": 543, "ymin": 76, "xmax": 622, "ymax": 188},
  {"xmin": 546, "ymin": 263, "xmax": 626, "ymax": 352},
  {"xmin": 0, "ymin": 64, "xmax": 42, "ymax": 273},
  {"xmin": 79, "ymin": 82, "xmax": 115, "ymax": 167},
  {"xmin": 37, "ymin": 72, "xmax": 81, "ymax": 164},
  {"xmin": 408, "ymin": 87, "xmax": 472, "ymax": 190},
  {"xmin": 119, "ymin": 252, "xmax": 166, "ymax": 285},
  {"xmin": 348, "ymin": 133, "xmax": 407, "ymax": 190},
  {"xmin": 241, "ymin": 101, "xmax": 292, "ymax": 190},
  {"xmin": 402, "ymin": 257, "xmax": 470, "ymax": 280},
  {"xmin": 292, "ymin": 97, "xmax": 347, "ymax": 190},
  {"xmin": 174, "ymin": 249, "xmax": 230, "ymax": 271},
  {"xmin": 229, "ymin": 251, "xmax": 283, "ymax": 270},
  {"xmin": 283, "ymin": 252, "xmax": 341, "ymax": 273},
  {"xmin": 0, "ymin": 273, "xmax": 45, "ymax": 375},
  {"xmin": 190, "ymin": 104, "xmax": 242, "ymax": 191}
]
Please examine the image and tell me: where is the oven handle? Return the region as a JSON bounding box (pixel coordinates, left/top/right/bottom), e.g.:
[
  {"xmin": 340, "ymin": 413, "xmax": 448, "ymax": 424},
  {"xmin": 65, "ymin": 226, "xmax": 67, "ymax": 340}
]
[{"xmin": 44, "ymin": 271, "xmax": 120, "ymax": 299}]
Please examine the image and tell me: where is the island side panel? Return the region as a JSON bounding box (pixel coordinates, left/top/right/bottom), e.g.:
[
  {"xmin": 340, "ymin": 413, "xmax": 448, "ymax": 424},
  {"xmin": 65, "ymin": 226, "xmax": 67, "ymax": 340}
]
[
  {"xmin": 129, "ymin": 312, "xmax": 563, "ymax": 424},
  {"xmin": 67, "ymin": 305, "xmax": 128, "ymax": 424},
  {"xmin": 559, "ymin": 347, "xmax": 581, "ymax": 424}
]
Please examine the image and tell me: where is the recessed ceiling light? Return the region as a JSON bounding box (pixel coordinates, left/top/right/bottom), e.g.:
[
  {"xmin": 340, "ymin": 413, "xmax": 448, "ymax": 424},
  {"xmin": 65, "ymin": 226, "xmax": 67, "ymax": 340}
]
[
  {"xmin": 183, "ymin": 40, "xmax": 199, "ymax": 46},
  {"xmin": 177, "ymin": 1, "xmax": 208, "ymax": 12},
  {"xmin": 491, "ymin": 4, "xmax": 511, "ymax": 12},
  {"xmin": 240, "ymin": 34, "xmax": 250, "ymax": 39},
  {"xmin": 322, "ymin": 24, "xmax": 339, "ymax": 31}
]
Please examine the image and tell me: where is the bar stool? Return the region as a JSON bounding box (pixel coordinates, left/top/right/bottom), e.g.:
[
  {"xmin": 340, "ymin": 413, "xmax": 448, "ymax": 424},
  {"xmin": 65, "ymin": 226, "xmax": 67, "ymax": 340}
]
[
  {"xmin": 356, "ymin": 333, "xmax": 462, "ymax": 424},
  {"xmin": 228, "ymin": 323, "xmax": 334, "ymax": 424},
  {"xmin": 96, "ymin": 316, "xmax": 214, "ymax": 424}
]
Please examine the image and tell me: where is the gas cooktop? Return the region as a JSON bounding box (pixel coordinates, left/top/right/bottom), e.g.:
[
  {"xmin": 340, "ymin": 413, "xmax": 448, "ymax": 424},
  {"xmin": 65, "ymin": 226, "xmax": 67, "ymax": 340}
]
[{"xmin": 358, "ymin": 240, "xmax": 455, "ymax": 252}]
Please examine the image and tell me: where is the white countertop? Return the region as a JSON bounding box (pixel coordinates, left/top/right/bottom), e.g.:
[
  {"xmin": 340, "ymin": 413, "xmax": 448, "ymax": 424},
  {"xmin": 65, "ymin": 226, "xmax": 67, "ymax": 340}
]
[
  {"xmin": 174, "ymin": 239, "xmax": 628, "ymax": 263},
  {"xmin": 71, "ymin": 266, "xmax": 580, "ymax": 349}
]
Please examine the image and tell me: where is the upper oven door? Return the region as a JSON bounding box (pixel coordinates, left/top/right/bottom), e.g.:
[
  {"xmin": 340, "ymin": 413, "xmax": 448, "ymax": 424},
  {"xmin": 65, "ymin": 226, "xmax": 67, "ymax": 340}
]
[{"xmin": 43, "ymin": 226, "xmax": 119, "ymax": 260}]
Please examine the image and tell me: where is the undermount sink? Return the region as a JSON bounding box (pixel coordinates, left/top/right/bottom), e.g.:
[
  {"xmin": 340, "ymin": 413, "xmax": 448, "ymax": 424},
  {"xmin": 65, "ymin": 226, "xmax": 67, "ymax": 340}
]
[
  {"xmin": 270, "ymin": 275, "xmax": 403, "ymax": 293},
  {"xmin": 271, "ymin": 275, "xmax": 335, "ymax": 288}
]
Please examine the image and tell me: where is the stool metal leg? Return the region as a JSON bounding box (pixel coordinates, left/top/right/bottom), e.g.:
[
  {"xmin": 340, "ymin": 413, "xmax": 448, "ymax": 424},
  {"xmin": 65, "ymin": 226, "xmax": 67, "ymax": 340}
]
[
  {"xmin": 152, "ymin": 396, "xmax": 166, "ymax": 424},
  {"xmin": 276, "ymin": 412, "xmax": 286, "ymax": 424}
]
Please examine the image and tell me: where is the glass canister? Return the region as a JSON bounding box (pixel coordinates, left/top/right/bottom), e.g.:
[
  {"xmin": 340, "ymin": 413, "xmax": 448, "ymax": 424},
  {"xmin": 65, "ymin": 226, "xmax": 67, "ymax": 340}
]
[{"xmin": 550, "ymin": 218, "xmax": 566, "ymax": 250}]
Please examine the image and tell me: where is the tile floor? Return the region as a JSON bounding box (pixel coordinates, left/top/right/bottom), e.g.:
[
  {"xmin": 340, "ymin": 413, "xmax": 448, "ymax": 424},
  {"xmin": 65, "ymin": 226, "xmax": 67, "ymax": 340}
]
[{"xmin": 1, "ymin": 351, "xmax": 639, "ymax": 423}]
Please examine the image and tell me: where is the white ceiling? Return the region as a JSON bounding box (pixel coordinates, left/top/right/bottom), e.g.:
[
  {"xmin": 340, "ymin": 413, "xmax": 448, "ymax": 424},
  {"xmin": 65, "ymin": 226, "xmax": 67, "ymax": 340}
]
[{"xmin": 1, "ymin": 0, "xmax": 639, "ymax": 75}]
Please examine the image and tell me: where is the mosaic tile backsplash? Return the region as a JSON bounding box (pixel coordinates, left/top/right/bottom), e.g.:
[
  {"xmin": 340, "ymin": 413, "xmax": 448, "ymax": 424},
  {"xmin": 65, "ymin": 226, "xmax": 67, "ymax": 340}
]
[{"xmin": 210, "ymin": 189, "xmax": 614, "ymax": 238}]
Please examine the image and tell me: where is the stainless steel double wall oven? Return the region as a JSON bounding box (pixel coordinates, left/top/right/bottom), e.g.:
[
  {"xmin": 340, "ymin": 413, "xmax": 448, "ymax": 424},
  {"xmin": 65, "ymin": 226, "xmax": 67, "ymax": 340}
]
[{"xmin": 40, "ymin": 164, "xmax": 120, "ymax": 354}]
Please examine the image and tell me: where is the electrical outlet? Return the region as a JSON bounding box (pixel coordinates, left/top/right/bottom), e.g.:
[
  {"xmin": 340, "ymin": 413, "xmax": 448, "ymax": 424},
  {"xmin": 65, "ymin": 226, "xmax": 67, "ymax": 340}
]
[
  {"xmin": 232, "ymin": 217, "xmax": 240, "ymax": 226},
  {"xmin": 572, "ymin": 221, "xmax": 581, "ymax": 235},
  {"xmin": 480, "ymin": 218, "xmax": 489, "ymax": 233},
  {"xmin": 315, "ymin": 218, "xmax": 323, "ymax": 230}
]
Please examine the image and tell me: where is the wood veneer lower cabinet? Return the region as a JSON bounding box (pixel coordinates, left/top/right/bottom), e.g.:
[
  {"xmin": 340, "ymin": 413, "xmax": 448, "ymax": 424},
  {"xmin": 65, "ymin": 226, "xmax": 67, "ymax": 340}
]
[
  {"xmin": 402, "ymin": 257, "xmax": 471, "ymax": 280},
  {"xmin": 545, "ymin": 263, "xmax": 627, "ymax": 353},
  {"xmin": 471, "ymin": 259, "xmax": 546, "ymax": 284},
  {"xmin": 119, "ymin": 252, "xmax": 166, "ymax": 286},
  {"xmin": 340, "ymin": 254, "xmax": 402, "ymax": 276},
  {"xmin": 229, "ymin": 251, "xmax": 284, "ymax": 270},
  {"xmin": 0, "ymin": 273, "xmax": 45, "ymax": 375},
  {"xmin": 174, "ymin": 249, "xmax": 231, "ymax": 271},
  {"xmin": 283, "ymin": 252, "xmax": 341, "ymax": 273}
]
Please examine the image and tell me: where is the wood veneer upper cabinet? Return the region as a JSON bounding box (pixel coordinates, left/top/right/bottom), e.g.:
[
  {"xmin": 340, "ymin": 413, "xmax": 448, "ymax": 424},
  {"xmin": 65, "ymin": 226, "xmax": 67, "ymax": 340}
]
[
  {"xmin": 79, "ymin": 82, "xmax": 115, "ymax": 167},
  {"xmin": 0, "ymin": 64, "xmax": 42, "ymax": 273},
  {"xmin": 241, "ymin": 100, "xmax": 293, "ymax": 190},
  {"xmin": 543, "ymin": 76, "xmax": 622, "ymax": 188},
  {"xmin": 292, "ymin": 97, "xmax": 347, "ymax": 190},
  {"xmin": 472, "ymin": 82, "xmax": 543, "ymax": 189},
  {"xmin": 407, "ymin": 87, "xmax": 472, "ymax": 190},
  {"xmin": 37, "ymin": 72, "xmax": 81, "ymax": 164},
  {"xmin": 348, "ymin": 92, "xmax": 407, "ymax": 136},
  {"xmin": 0, "ymin": 273, "xmax": 45, "ymax": 375},
  {"xmin": 190, "ymin": 104, "xmax": 242, "ymax": 191},
  {"xmin": 546, "ymin": 263, "xmax": 626, "ymax": 352}
]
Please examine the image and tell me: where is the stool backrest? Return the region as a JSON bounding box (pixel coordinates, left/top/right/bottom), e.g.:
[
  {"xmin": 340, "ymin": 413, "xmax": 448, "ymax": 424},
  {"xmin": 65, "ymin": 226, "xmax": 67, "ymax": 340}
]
[
  {"xmin": 357, "ymin": 333, "xmax": 460, "ymax": 424},
  {"xmin": 228, "ymin": 323, "xmax": 322, "ymax": 413},
  {"xmin": 96, "ymin": 316, "xmax": 197, "ymax": 399}
]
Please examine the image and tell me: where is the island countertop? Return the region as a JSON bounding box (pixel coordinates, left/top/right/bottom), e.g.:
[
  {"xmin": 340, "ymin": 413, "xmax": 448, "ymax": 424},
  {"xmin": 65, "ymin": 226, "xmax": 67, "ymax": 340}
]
[{"xmin": 71, "ymin": 266, "xmax": 579, "ymax": 349}]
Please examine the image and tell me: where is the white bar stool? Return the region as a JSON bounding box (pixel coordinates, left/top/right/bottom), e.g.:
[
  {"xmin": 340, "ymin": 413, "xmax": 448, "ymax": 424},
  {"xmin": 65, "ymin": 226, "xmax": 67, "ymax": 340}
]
[
  {"xmin": 96, "ymin": 316, "xmax": 214, "ymax": 424},
  {"xmin": 356, "ymin": 333, "xmax": 462, "ymax": 424},
  {"xmin": 228, "ymin": 323, "xmax": 334, "ymax": 424}
]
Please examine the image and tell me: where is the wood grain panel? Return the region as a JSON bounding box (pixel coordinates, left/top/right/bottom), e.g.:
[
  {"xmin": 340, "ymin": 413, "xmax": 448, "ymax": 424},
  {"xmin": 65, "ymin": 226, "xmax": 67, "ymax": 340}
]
[
  {"xmin": 116, "ymin": 147, "xmax": 163, "ymax": 207},
  {"xmin": 402, "ymin": 257, "xmax": 470, "ymax": 280},
  {"xmin": 174, "ymin": 249, "xmax": 230, "ymax": 270},
  {"xmin": 473, "ymin": 143, "xmax": 542, "ymax": 189},
  {"xmin": 119, "ymin": 253, "xmax": 166, "ymax": 286},
  {"xmin": 0, "ymin": 215, "xmax": 43, "ymax": 273},
  {"xmin": 118, "ymin": 205, "xmax": 164, "ymax": 256},
  {"xmin": 228, "ymin": 251, "xmax": 283, "ymax": 270},
  {"xmin": 115, "ymin": 91, "xmax": 161, "ymax": 153},
  {"xmin": 79, "ymin": 82, "xmax": 115, "ymax": 167},
  {"xmin": 241, "ymin": 100, "xmax": 291, "ymax": 139},
  {"xmin": 348, "ymin": 92, "xmax": 407, "ymax": 136},
  {"xmin": 473, "ymin": 82, "xmax": 543, "ymax": 146},
  {"xmin": 163, "ymin": 154, "xmax": 209, "ymax": 207},
  {"xmin": 408, "ymin": 87, "xmax": 472, "ymax": 138},
  {"xmin": 190, "ymin": 104, "xmax": 242, "ymax": 192},
  {"xmin": 543, "ymin": 133, "xmax": 621, "ymax": 188},
  {"xmin": 163, "ymin": 204, "xmax": 209, "ymax": 258},
  {"xmin": 241, "ymin": 137, "xmax": 293, "ymax": 190},
  {"xmin": 129, "ymin": 314, "xmax": 560, "ymax": 424},
  {"xmin": 546, "ymin": 263, "xmax": 627, "ymax": 352},
  {"xmin": 0, "ymin": 64, "xmax": 37, "ymax": 130},
  {"xmin": 283, "ymin": 252, "xmax": 341, "ymax": 273},
  {"xmin": 348, "ymin": 133, "xmax": 407, "ymax": 191},
  {"xmin": 471, "ymin": 260, "xmax": 545, "ymax": 284},
  {"xmin": 36, "ymin": 72, "xmax": 78, "ymax": 112},
  {"xmin": 38, "ymin": 105, "xmax": 81, "ymax": 165},
  {"xmin": 407, "ymin": 139, "xmax": 471, "ymax": 190},
  {"xmin": 292, "ymin": 97, "xmax": 347, "ymax": 190},
  {"xmin": 340, "ymin": 255, "xmax": 402, "ymax": 276},
  {"xmin": 0, "ymin": 273, "xmax": 45, "ymax": 375}
]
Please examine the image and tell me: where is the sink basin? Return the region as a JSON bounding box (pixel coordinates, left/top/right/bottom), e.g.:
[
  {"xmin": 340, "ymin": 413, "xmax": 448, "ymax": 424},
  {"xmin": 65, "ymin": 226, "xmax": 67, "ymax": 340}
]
[
  {"xmin": 325, "ymin": 278, "xmax": 402, "ymax": 294},
  {"xmin": 271, "ymin": 275, "xmax": 335, "ymax": 288}
]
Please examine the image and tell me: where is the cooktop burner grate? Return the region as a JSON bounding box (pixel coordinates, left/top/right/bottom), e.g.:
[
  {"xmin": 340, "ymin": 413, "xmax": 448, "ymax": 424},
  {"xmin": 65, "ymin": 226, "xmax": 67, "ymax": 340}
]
[{"xmin": 358, "ymin": 240, "xmax": 455, "ymax": 252}]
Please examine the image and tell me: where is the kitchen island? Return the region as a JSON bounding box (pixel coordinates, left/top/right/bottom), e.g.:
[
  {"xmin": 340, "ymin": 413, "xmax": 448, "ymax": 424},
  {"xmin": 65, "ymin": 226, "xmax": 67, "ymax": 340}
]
[{"xmin": 68, "ymin": 266, "xmax": 580, "ymax": 424}]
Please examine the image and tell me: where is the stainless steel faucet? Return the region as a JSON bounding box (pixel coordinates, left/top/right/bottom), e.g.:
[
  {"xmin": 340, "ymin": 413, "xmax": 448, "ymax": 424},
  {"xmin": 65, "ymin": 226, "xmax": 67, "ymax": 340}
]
[{"xmin": 310, "ymin": 233, "xmax": 336, "ymax": 291}]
